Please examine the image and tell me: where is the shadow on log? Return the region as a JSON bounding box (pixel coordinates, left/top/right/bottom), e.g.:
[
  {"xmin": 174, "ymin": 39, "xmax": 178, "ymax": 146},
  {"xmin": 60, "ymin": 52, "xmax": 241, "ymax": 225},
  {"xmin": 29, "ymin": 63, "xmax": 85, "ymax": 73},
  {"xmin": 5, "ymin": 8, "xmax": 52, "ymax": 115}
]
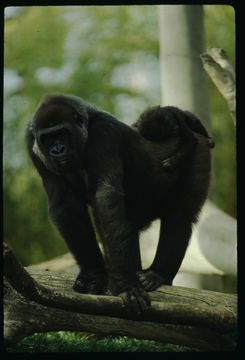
[{"xmin": 4, "ymin": 243, "xmax": 237, "ymax": 351}]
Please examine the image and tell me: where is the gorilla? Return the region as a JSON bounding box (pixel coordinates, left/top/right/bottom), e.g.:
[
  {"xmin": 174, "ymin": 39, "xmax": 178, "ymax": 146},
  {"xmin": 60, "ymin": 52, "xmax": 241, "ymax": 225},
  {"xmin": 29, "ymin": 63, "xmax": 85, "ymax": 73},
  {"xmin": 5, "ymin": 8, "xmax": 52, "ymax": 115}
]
[{"xmin": 26, "ymin": 94, "xmax": 214, "ymax": 313}]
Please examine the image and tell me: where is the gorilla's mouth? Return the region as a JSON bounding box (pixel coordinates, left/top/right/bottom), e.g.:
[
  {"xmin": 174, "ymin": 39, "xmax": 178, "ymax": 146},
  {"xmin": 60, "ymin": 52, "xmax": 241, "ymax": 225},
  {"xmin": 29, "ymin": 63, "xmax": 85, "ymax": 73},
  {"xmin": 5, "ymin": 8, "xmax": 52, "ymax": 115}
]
[
  {"xmin": 57, "ymin": 158, "xmax": 68, "ymax": 166},
  {"xmin": 53, "ymin": 157, "xmax": 72, "ymax": 173}
]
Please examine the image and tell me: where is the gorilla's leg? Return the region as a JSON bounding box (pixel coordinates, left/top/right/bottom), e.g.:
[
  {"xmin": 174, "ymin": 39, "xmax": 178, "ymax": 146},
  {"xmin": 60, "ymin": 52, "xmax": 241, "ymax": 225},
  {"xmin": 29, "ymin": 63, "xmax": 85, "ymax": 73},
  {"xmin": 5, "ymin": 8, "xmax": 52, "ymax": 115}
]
[{"xmin": 137, "ymin": 212, "xmax": 192, "ymax": 291}]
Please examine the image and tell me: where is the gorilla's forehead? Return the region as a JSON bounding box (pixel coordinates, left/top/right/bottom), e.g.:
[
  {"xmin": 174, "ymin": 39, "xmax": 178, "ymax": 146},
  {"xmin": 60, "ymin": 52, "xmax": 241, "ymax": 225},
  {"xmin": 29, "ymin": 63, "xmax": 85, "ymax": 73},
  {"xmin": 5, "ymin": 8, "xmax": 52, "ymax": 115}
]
[
  {"xmin": 35, "ymin": 103, "xmax": 72, "ymax": 129},
  {"xmin": 32, "ymin": 94, "xmax": 90, "ymax": 132}
]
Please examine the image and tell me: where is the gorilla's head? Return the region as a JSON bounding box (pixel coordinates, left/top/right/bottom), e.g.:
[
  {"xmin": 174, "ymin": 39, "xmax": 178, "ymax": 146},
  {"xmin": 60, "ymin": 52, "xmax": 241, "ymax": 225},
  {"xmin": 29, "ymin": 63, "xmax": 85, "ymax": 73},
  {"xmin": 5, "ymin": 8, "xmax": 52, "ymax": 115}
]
[{"xmin": 30, "ymin": 95, "xmax": 90, "ymax": 174}]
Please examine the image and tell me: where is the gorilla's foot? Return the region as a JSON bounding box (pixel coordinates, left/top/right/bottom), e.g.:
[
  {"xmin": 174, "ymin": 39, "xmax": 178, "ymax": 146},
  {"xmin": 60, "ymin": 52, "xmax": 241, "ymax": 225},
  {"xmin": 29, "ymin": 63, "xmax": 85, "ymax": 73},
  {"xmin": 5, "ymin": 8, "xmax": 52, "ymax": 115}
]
[
  {"xmin": 73, "ymin": 270, "xmax": 107, "ymax": 295},
  {"xmin": 137, "ymin": 269, "xmax": 172, "ymax": 291}
]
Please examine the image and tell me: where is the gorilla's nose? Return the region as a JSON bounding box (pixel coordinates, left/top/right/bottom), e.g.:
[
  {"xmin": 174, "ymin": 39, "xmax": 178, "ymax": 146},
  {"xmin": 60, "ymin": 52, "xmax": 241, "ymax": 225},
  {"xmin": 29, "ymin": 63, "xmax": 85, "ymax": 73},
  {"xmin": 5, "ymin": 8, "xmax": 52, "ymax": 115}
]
[{"xmin": 50, "ymin": 142, "xmax": 67, "ymax": 157}]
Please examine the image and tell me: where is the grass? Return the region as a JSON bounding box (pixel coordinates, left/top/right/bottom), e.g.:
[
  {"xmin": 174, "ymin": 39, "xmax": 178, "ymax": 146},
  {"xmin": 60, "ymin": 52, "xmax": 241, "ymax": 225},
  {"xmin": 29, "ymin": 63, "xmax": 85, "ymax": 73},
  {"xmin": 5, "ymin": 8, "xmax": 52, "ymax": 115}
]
[{"xmin": 6, "ymin": 332, "xmax": 195, "ymax": 352}]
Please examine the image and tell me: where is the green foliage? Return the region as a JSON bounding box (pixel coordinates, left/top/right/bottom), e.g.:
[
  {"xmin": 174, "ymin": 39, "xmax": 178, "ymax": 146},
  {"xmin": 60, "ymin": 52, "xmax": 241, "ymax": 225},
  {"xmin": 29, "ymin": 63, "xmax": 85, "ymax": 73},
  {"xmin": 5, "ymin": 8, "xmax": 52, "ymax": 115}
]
[
  {"xmin": 7, "ymin": 332, "xmax": 194, "ymax": 352},
  {"xmin": 3, "ymin": 5, "xmax": 236, "ymax": 265}
]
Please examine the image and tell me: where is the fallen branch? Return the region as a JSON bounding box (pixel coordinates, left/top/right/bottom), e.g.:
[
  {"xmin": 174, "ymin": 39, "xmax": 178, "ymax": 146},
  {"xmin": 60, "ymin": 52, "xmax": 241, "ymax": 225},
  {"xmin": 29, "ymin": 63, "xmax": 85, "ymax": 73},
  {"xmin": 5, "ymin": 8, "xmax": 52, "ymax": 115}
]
[
  {"xmin": 4, "ymin": 243, "xmax": 237, "ymax": 351},
  {"xmin": 200, "ymin": 47, "xmax": 236, "ymax": 124}
]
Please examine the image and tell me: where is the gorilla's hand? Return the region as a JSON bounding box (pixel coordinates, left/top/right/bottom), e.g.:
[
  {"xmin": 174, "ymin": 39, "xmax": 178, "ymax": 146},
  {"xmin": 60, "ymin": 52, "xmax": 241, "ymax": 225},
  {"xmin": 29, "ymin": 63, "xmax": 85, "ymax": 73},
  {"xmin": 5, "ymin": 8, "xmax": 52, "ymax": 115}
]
[{"xmin": 119, "ymin": 286, "xmax": 151, "ymax": 314}]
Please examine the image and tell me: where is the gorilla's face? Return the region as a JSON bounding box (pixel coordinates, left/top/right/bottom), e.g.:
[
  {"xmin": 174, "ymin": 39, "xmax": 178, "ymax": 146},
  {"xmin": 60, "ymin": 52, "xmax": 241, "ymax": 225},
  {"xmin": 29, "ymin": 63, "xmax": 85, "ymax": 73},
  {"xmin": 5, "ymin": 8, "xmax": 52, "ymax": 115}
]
[{"xmin": 32, "ymin": 103, "xmax": 88, "ymax": 174}]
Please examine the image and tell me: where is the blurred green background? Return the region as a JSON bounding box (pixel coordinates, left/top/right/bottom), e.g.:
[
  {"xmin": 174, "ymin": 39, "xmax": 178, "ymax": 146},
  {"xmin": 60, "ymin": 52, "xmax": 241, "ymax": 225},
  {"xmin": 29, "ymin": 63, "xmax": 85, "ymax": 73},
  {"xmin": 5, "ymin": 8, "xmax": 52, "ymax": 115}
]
[{"xmin": 3, "ymin": 5, "xmax": 236, "ymax": 266}]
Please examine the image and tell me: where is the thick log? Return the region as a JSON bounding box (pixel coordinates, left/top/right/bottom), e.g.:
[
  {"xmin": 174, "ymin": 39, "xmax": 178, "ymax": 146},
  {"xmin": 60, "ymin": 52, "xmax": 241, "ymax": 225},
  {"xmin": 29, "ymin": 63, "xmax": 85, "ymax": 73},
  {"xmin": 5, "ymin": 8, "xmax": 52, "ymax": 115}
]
[{"xmin": 4, "ymin": 243, "xmax": 237, "ymax": 351}]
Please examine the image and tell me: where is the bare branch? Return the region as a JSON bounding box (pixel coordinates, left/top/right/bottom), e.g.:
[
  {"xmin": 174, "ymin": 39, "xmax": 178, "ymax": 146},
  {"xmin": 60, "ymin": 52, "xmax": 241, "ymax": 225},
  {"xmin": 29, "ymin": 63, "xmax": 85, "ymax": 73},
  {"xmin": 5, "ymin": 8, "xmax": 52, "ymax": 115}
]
[{"xmin": 200, "ymin": 48, "xmax": 236, "ymax": 124}]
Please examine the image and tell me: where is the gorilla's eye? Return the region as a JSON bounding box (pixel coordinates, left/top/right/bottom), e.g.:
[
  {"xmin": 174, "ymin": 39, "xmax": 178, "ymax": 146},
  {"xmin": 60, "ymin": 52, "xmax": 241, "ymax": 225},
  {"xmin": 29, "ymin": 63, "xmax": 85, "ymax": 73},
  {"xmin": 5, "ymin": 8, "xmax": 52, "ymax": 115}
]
[
  {"xmin": 73, "ymin": 113, "xmax": 82, "ymax": 126},
  {"xmin": 41, "ymin": 128, "xmax": 71, "ymax": 149}
]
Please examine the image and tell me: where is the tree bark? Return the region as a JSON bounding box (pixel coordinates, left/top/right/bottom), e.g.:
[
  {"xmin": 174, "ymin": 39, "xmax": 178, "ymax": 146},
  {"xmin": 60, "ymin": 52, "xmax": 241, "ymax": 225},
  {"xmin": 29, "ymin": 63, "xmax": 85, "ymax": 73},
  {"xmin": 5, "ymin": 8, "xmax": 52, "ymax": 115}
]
[{"xmin": 4, "ymin": 243, "xmax": 237, "ymax": 351}]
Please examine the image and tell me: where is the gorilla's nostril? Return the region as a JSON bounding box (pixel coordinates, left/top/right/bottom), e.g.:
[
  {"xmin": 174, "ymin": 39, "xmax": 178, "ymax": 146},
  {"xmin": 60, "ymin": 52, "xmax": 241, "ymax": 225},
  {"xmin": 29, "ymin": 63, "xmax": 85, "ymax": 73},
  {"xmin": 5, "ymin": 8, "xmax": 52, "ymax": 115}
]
[{"xmin": 50, "ymin": 143, "xmax": 67, "ymax": 157}]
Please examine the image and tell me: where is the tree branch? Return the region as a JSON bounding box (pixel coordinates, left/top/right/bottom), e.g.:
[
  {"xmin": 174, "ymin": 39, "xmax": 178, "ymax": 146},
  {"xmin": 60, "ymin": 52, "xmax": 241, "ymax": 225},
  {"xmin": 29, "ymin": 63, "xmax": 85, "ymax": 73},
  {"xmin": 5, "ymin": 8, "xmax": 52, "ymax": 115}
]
[
  {"xmin": 200, "ymin": 47, "xmax": 236, "ymax": 124},
  {"xmin": 4, "ymin": 243, "xmax": 237, "ymax": 351}
]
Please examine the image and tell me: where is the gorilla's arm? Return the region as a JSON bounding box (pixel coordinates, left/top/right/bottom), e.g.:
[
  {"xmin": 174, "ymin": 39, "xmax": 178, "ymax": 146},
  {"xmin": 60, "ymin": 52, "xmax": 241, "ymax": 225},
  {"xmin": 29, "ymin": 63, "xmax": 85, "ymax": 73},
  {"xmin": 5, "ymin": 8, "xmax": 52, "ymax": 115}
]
[
  {"xmin": 26, "ymin": 130, "xmax": 106, "ymax": 294},
  {"xmin": 87, "ymin": 143, "xmax": 150, "ymax": 312},
  {"xmin": 47, "ymin": 176, "xmax": 106, "ymax": 294}
]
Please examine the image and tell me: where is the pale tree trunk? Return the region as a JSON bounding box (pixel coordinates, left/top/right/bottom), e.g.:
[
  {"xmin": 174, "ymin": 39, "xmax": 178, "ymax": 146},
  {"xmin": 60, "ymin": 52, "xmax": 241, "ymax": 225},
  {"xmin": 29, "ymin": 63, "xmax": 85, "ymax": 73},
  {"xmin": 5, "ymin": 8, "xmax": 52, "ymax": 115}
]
[
  {"xmin": 141, "ymin": 5, "xmax": 237, "ymax": 292},
  {"xmin": 158, "ymin": 5, "xmax": 210, "ymax": 129}
]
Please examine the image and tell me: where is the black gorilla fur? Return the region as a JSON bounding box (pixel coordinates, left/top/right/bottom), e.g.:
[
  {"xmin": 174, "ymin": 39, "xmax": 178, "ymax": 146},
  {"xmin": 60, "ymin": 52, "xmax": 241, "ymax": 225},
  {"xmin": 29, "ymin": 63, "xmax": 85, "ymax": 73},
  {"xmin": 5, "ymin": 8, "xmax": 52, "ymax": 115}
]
[{"xmin": 26, "ymin": 94, "xmax": 213, "ymax": 313}]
